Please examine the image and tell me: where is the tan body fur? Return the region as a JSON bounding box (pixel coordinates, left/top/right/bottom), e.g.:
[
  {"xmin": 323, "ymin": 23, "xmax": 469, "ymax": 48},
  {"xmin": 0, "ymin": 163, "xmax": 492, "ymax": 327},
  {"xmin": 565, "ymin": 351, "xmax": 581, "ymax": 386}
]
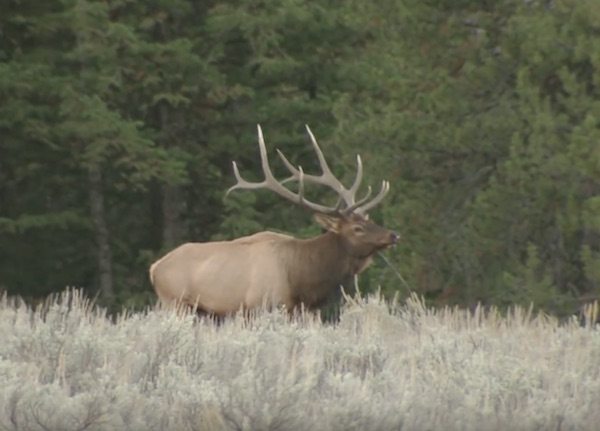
[{"xmin": 150, "ymin": 228, "xmax": 380, "ymax": 315}]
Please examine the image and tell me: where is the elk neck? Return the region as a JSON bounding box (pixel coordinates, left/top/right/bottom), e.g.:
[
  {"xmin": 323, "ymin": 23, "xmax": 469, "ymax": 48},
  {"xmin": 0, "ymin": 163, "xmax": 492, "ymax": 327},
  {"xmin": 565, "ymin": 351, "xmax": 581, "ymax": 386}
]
[{"xmin": 279, "ymin": 231, "xmax": 373, "ymax": 308}]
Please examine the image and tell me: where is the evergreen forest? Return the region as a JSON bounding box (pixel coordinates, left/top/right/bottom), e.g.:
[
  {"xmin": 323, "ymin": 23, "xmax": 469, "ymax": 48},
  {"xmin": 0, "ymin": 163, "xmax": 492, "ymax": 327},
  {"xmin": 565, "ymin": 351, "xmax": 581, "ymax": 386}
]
[{"xmin": 1, "ymin": 0, "xmax": 599, "ymax": 317}]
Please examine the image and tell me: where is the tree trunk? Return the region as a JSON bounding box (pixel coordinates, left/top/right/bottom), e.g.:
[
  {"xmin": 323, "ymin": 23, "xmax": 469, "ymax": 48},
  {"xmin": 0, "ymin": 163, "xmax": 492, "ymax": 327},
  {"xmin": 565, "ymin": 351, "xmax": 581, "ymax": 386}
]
[
  {"xmin": 159, "ymin": 104, "xmax": 184, "ymax": 249},
  {"xmin": 161, "ymin": 183, "xmax": 183, "ymax": 249},
  {"xmin": 88, "ymin": 164, "xmax": 114, "ymax": 303}
]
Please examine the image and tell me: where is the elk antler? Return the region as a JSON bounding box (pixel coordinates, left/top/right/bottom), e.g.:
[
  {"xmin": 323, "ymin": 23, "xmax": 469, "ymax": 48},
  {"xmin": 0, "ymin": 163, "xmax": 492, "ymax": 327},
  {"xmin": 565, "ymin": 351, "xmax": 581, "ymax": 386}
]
[{"xmin": 226, "ymin": 125, "xmax": 390, "ymax": 215}]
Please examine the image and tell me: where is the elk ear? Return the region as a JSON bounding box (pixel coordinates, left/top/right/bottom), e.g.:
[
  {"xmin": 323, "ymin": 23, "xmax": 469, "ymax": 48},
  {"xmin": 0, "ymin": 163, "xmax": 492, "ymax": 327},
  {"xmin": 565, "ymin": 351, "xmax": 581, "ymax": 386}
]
[{"xmin": 314, "ymin": 213, "xmax": 342, "ymax": 233}]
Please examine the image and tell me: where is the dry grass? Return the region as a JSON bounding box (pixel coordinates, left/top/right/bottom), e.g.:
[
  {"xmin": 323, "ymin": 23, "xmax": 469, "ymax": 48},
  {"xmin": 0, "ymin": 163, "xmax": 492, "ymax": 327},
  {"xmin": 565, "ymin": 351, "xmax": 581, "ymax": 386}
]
[{"xmin": 1, "ymin": 288, "xmax": 599, "ymax": 431}]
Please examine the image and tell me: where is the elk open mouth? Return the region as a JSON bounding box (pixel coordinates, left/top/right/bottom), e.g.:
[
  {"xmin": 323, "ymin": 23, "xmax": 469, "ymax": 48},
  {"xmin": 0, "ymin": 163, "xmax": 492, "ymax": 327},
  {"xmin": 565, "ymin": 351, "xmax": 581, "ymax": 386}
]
[
  {"xmin": 377, "ymin": 240, "xmax": 397, "ymax": 252},
  {"xmin": 382, "ymin": 232, "xmax": 400, "ymax": 249}
]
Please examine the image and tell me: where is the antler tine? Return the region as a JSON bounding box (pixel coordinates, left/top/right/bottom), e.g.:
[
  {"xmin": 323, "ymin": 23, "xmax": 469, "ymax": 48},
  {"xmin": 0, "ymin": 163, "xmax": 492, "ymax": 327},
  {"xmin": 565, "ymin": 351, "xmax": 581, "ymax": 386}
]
[
  {"xmin": 275, "ymin": 125, "xmax": 362, "ymax": 208},
  {"xmin": 276, "ymin": 143, "xmax": 338, "ymax": 188},
  {"xmin": 225, "ymin": 125, "xmax": 272, "ymax": 195},
  {"xmin": 225, "ymin": 161, "xmax": 254, "ymax": 195},
  {"xmin": 347, "ymin": 154, "xmax": 363, "ymax": 198},
  {"xmin": 297, "ymin": 166, "xmax": 305, "ymax": 204},
  {"xmin": 342, "ymin": 185, "xmax": 372, "ymax": 215},
  {"xmin": 355, "ymin": 180, "xmax": 391, "ymax": 215},
  {"xmin": 226, "ymin": 125, "xmax": 339, "ymax": 214},
  {"xmin": 304, "ymin": 125, "xmax": 336, "ymax": 181},
  {"xmin": 227, "ymin": 125, "xmax": 390, "ymax": 216},
  {"xmin": 276, "ymin": 149, "xmax": 301, "ymax": 184}
]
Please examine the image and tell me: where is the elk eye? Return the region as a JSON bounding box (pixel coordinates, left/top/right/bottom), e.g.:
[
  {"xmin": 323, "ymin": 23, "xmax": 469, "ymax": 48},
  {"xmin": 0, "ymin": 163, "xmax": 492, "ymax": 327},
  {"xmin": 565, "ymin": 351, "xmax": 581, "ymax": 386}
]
[{"xmin": 353, "ymin": 225, "xmax": 365, "ymax": 234}]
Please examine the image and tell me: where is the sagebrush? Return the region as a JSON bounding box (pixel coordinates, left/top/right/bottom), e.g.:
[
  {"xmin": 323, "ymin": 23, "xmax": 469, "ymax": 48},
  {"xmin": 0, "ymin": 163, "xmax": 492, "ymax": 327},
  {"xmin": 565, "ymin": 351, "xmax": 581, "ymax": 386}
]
[{"xmin": 1, "ymin": 289, "xmax": 599, "ymax": 431}]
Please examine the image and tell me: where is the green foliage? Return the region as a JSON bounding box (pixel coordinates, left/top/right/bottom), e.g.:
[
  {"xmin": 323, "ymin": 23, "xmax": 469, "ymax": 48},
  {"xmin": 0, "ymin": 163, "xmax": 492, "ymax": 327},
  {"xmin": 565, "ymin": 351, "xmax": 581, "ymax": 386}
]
[
  {"xmin": 325, "ymin": 0, "xmax": 600, "ymax": 314},
  {"xmin": 213, "ymin": 193, "xmax": 265, "ymax": 240},
  {"xmin": 498, "ymin": 244, "xmax": 568, "ymax": 312},
  {"xmin": 0, "ymin": 212, "xmax": 88, "ymax": 234}
]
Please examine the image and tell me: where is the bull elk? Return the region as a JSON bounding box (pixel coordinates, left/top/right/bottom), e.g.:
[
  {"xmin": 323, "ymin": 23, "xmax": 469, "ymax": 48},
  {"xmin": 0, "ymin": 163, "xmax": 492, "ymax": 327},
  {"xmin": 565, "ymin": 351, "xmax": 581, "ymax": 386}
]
[{"xmin": 149, "ymin": 125, "xmax": 398, "ymax": 315}]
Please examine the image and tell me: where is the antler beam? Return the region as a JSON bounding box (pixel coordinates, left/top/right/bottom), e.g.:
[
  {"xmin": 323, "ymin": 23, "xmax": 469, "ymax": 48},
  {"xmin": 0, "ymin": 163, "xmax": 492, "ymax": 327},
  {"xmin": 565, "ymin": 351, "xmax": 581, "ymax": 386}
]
[{"xmin": 227, "ymin": 125, "xmax": 390, "ymax": 216}]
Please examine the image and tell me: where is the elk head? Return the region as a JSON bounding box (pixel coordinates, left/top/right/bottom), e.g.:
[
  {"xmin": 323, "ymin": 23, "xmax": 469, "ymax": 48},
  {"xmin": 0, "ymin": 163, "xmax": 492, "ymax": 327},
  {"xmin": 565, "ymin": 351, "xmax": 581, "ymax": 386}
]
[
  {"xmin": 227, "ymin": 125, "xmax": 398, "ymax": 256},
  {"xmin": 313, "ymin": 212, "xmax": 399, "ymax": 258}
]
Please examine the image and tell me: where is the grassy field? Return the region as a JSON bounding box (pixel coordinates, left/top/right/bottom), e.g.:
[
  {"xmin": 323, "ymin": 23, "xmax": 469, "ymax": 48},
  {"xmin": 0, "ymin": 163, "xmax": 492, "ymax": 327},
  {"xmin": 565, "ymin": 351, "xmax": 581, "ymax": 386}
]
[{"xmin": 1, "ymin": 289, "xmax": 599, "ymax": 431}]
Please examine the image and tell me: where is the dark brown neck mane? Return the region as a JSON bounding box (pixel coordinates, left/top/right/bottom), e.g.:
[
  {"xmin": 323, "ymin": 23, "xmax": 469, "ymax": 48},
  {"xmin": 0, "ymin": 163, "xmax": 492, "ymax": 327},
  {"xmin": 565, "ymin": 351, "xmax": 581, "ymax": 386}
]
[{"xmin": 279, "ymin": 232, "xmax": 374, "ymax": 309}]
